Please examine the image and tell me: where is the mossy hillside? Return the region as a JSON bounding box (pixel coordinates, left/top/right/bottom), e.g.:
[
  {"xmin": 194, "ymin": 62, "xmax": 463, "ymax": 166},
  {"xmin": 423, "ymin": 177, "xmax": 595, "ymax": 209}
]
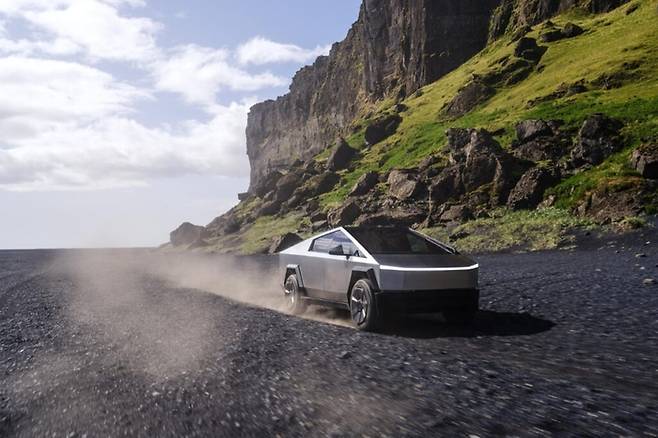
[
  {"xmin": 319, "ymin": 0, "xmax": 658, "ymax": 210},
  {"xmin": 422, "ymin": 208, "xmax": 595, "ymax": 254}
]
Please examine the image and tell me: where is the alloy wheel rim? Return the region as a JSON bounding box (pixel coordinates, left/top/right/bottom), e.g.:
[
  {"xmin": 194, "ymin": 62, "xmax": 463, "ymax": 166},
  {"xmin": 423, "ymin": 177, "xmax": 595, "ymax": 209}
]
[
  {"xmin": 350, "ymin": 286, "xmax": 368, "ymax": 325},
  {"xmin": 284, "ymin": 278, "xmax": 296, "ymax": 308}
]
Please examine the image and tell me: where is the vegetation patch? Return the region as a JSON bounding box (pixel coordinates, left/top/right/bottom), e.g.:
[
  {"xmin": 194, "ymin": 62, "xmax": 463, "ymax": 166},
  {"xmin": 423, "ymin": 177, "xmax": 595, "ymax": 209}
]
[{"xmin": 423, "ymin": 208, "xmax": 595, "ymax": 254}]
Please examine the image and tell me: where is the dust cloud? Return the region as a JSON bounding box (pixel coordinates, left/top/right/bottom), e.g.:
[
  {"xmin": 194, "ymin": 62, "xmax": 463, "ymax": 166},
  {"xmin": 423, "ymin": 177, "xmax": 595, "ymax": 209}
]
[{"xmin": 49, "ymin": 249, "xmax": 350, "ymax": 377}]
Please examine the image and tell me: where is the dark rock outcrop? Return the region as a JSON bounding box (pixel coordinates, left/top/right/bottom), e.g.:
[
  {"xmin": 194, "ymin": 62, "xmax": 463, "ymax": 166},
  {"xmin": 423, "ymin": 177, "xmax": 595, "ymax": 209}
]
[
  {"xmin": 170, "ymin": 222, "xmax": 206, "ymax": 247},
  {"xmin": 253, "ymin": 171, "xmax": 283, "ymax": 198},
  {"xmin": 631, "ymin": 143, "xmax": 658, "ymax": 179},
  {"xmin": 489, "ymin": 0, "xmax": 629, "ymax": 40},
  {"xmin": 328, "ymin": 200, "xmax": 362, "ymax": 226},
  {"xmin": 269, "ymin": 233, "xmax": 303, "ymax": 254},
  {"xmin": 364, "ymin": 114, "xmax": 402, "ymax": 146},
  {"xmin": 274, "ymin": 173, "xmax": 302, "ymax": 203},
  {"xmin": 571, "ymin": 114, "xmax": 624, "ymax": 167},
  {"xmin": 439, "ymin": 204, "xmax": 474, "ymax": 223},
  {"xmin": 512, "ymin": 119, "xmax": 571, "ymax": 162},
  {"xmin": 431, "ymin": 129, "xmax": 531, "ymax": 206},
  {"xmin": 387, "ymin": 170, "xmax": 421, "ymax": 200},
  {"xmin": 349, "ymin": 171, "xmax": 379, "ymax": 196},
  {"xmin": 516, "ymin": 119, "xmax": 555, "ymax": 142},
  {"xmin": 507, "ymin": 167, "xmax": 559, "ymax": 209},
  {"xmin": 444, "ymin": 81, "xmax": 495, "ymax": 117},
  {"xmin": 246, "ymin": 0, "xmax": 501, "ymax": 190},
  {"xmin": 563, "ymin": 22, "xmax": 584, "ymax": 38},
  {"xmin": 540, "ymin": 22, "xmax": 584, "ymax": 42},
  {"xmin": 327, "ymin": 139, "xmax": 358, "ymax": 171},
  {"xmin": 356, "ymin": 207, "xmax": 425, "ymax": 227},
  {"xmin": 514, "ymin": 37, "xmax": 546, "ymax": 62}
]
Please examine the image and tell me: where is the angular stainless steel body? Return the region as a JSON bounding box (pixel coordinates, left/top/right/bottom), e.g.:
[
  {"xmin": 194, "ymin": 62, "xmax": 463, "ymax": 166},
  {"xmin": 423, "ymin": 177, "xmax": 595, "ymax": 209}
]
[{"xmin": 278, "ymin": 227, "xmax": 479, "ymax": 312}]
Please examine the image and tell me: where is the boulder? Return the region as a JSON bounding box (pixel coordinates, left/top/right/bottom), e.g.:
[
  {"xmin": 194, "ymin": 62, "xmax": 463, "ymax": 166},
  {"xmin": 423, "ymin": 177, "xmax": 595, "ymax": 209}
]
[
  {"xmin": 223, "ymin": 216, "xmax": 241, "ymax": 234},
  {"xmin": 540, "ymin": 29, "xmax": 564, "ymax": 42},
  {"xmin": 237, "ymin": 192, "xmax": 250, "ymax": 201},
  {"xmin": 327, "ymin": 139, "xmax": 357, "ymax": 171},
  {"xmin": 444, "ymin": 80, "xmax": 495, "ymax": 117},
  {"xmin": 305, "ymin": 199, "xmax": 320, "ymax": 213},
  {"xmin": 507, "ymin": 167, "xmax": 559, "ymax": 210},
  {"xmin": 443, "ymin": 128, "xmax": 531, "ymax": 205},
  {"xmin": 571, "ymin": 114, "xmax": 624, "ymax": 167},
  {"xmin": 309, "ymin": 210, "xmax": 327, "ymax": 223},
  {"xmin": 364, "ymin": 114, "xmax": 402, "ymax": 146},
  {"xmin": 515, "ymin": 139, "xmax": 570, "ymax": 163},
  {"xmin": 356, "ymin": 207, "xmax": 425, "ymax": 227},
  {"xmin": 328, "ymin": 200, "xmax": 361, "ymax": 226},
  {"xmin": 439, "ymin": 204, "xmax": 474, "ymax": 223},
  {"xmin": 387, "ymin": 170, "xmax": 421, "ymax": 200},
  {"xmin": 307, "ymin": 171, "xmax": 340, "ymax": 196},
  {"xmin": 269, "ymin": 233, "xmax": 303, "ymax": 254},
  {"xmin": 447, "ymin": 129, "xmax": 502, "ymax": 192},
  {"xmin": 514, "ymin": 37, "xmax": 546, "ymax": 62},
  {"xmin": 512, "ymin": 119, "xmax": 570, "ymax": 162},
  {"xmin": 170, "ymin": 222, "xmax": 206, "ymax": 247},
  {"xmin": 562, "ymin": 22, "xmax": 584, "ymax": 38},
  {"xmin": 274, "ymin": 172, "xmax": 302, "ymax": 202},
  {"xmin": 253, "ymin": 170, "xmax": 284, "ymax": 198},
  {"xmin": 205, "ymin": 209, "xmax": 242, "ymax": 236},
  {"xmin": 257, "ymin": 199, "xmax": 282, "ymax": 217},
  {"xmin": 349, "ymin": 171, "xmax": 379, "ymax": 196},
  {"xmin": 515, "ymin": 119, "xmax": 556, "ymax": 142},
  {"xmin": 631, "ymin": 143, "xmax": 658, "ymax": 179},
  {"xmin": 429, "ymin": 166, "xmax": 463, "ymax": 205}
]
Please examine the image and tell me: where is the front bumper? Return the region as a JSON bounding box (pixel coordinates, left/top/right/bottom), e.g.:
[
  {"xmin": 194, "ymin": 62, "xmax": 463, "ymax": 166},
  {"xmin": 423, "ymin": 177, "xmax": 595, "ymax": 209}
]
[{"xmin": 376, "ymin": 289, "xmax": 479, "ymax": 314}]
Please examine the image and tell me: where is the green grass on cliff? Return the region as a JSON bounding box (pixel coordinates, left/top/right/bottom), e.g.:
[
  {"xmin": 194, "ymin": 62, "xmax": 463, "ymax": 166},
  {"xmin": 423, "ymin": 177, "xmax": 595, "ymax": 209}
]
[{"xmin": 319, "ymin": 0, "xmax": 658, "ymax": 210}]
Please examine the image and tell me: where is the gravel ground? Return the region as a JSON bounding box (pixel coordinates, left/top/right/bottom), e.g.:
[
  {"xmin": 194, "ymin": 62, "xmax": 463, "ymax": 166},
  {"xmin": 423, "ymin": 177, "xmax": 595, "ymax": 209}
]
[{"xmin": 0, "ymin": 227, "xmax": 657, "ymax": 437}]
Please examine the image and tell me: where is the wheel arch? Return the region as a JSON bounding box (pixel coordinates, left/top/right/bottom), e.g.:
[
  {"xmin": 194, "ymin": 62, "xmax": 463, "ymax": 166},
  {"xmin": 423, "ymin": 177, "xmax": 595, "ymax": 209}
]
[
  {"xmin": 284, "ymin": 264, "xmax": 305, "ymax": 289},
  {"xmin": 347, "ymin": 268, "xmax": 379, "ymax": 302}
]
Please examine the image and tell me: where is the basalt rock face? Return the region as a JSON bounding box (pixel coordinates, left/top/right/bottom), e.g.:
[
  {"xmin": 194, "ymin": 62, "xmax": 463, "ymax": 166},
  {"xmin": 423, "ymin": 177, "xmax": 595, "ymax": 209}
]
[
  {"xmin": 246, "ymin": 0, "xmax": 501, "ymax": 191},
  {"xmin": 489, "ymin": 0, "xmax": 629, "ymax": 40}
]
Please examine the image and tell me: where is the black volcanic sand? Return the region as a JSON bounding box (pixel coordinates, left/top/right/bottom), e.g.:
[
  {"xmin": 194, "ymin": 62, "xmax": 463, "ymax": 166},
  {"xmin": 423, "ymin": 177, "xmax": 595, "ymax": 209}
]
[{"xmin": 1, "ymin": 229, "xmax": 657, "ymax": 437}]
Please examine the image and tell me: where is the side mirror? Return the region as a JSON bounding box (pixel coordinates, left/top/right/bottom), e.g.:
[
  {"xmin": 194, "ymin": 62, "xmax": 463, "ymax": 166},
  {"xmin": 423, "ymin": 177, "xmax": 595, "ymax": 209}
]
[{"xmin": 329, "ymin": 245, "xmax": 349, "ymax": 258}]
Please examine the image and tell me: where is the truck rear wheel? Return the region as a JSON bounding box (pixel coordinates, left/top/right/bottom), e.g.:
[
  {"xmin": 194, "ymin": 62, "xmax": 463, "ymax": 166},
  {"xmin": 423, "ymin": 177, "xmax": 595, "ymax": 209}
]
[{"xmin": 284, "ymin": 274, "xmax": 307, "ymax": 315}]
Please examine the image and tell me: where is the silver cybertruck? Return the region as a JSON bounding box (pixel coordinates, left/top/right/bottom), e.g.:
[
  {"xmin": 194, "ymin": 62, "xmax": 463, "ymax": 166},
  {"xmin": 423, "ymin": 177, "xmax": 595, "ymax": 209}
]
[{"xmin": 278, "ymin": 226, "xmax": 479, "ymax": 331}]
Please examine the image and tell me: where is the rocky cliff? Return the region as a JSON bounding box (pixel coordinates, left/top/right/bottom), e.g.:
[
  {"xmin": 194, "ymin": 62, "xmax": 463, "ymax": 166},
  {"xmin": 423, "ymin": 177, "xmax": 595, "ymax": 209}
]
[
  {"xmin": 169, "ymin": 0, "xmax": 656, "ymax": 254},
  {"xmin": 246, "ymin": 0, "xmax": 501, "ymax": 190}
]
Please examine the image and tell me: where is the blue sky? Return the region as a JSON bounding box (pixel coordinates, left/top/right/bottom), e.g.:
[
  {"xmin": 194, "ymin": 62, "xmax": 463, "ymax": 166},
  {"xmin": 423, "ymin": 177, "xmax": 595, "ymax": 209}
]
[{"xmin": 0, "ymin": 0, "xmax": 361, "ymax": 249}]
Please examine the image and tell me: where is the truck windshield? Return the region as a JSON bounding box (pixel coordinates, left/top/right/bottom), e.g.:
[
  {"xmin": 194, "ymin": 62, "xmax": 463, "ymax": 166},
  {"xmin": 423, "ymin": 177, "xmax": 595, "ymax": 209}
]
[{"xmin": 346, "ymin": 227, "xmax": 450, "ymax": 255}]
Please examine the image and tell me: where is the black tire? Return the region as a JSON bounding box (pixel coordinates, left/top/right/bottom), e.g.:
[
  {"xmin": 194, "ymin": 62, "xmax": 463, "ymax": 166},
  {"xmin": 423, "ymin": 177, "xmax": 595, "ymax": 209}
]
[
  {"xmin": 349, "ymin": 279, "xmax": 381, "ymax": 331},
  {"xmin": 443, "ymin": 308, "xmax": 477, "ymax": 325},
  {"xmin": 284, "ymin": 274, "xmax": 307, "ymax": 315}
]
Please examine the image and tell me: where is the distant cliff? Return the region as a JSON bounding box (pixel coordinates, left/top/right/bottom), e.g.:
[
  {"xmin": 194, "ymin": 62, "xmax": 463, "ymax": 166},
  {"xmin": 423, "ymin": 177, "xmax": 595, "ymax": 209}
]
[{"xmin": 246, "ymin": 0, "xmax": 500, "ymax": 190}]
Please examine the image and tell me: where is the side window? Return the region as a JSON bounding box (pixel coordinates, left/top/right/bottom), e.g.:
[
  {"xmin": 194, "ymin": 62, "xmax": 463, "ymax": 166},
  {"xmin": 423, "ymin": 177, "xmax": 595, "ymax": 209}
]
[
  {"xmin": 310, "ymin": 231, "xmax": 339, "ymax": 253},
  {"xmin": 331, "ymin": 231, "xmax": 360, "ymax": 257},
  {"xmin": 310, "ymin": 231, "xmax": 362, "ymax": 257}
]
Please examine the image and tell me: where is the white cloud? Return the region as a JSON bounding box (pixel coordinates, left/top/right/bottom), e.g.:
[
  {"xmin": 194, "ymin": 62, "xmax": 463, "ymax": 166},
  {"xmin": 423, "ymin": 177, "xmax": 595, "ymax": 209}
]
[
  {"xmin": 151, "ymin": 44, "xmax": 287, "ymax": 106},
  {"xmin": 0, "ymin": 36, "xmax": 79, "ymax": 56},
  {"xmin": 0, "ymin": 3, "xmax": 332, "ymax": 192},
  {"xmin": 0, "ymin": 57, "xmax": 146, "ymax": 124},
  {"xmin": 0, "ymin": 0, "xmax": 160, "ymax": 61},
  {"xmin": 237, "ymin": 36, "xmax": 331, "ymax": 65}
]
